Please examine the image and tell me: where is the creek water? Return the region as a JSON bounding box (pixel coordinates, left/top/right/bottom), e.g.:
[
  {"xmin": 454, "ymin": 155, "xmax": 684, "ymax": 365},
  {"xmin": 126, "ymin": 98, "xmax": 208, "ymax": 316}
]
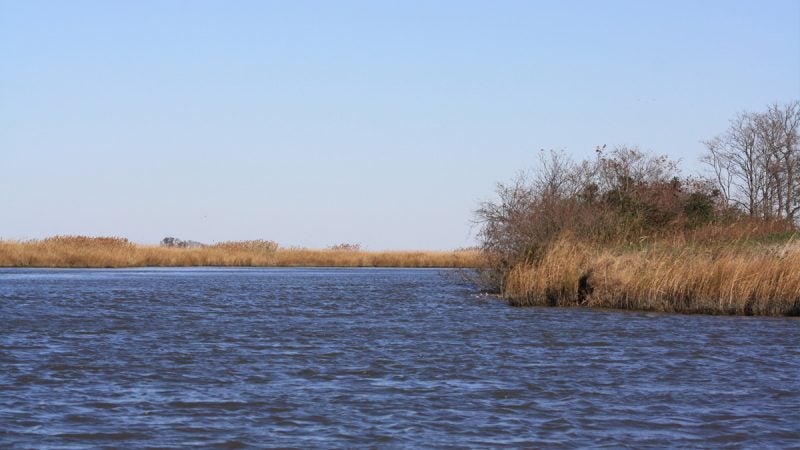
[{"xmin": 1, "ymin": 268, "xmax": 798, "ymax": 448}]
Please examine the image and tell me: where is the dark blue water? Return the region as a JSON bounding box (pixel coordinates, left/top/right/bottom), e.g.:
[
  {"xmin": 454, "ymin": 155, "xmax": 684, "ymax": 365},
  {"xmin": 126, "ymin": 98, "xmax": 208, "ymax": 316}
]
[{"xmin": 1, "ymin": 268, "xmax": 798, "ymax": 448}]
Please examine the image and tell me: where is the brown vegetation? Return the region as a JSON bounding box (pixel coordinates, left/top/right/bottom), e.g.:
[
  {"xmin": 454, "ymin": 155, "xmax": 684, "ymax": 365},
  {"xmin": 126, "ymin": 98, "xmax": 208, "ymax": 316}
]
[
  {"xmin": 503, "ymin": 233, "xmax": 800, "ymax": 316},
  {"xmin": 704, "ymin": 101, "xmax": 800, "ymax": 221},
  {"xmin": 0, "ymin": 236, "xmax": 484, "ymax": 269},
  {"xmin": 475, "ymin": 101, "xmax": 800, "ymax": 315}
]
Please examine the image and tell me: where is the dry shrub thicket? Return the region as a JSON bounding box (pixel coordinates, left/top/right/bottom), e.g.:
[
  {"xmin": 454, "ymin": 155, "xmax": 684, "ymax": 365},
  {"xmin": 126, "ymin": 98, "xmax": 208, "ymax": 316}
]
[
  {"xmin": 0, "ymin": 236, "xmax": 482, "ymax": 269},
  {"xmin": 476, "ymin": 102, "xmax": 800, "ymax": 315}
]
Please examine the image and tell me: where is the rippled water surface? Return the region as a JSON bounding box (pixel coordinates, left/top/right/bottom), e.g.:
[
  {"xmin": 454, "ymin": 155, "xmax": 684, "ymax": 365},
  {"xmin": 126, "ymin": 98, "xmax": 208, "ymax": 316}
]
[{"xmin": 1, "ymin": 268, "xmax": 798, "ymax": 448}]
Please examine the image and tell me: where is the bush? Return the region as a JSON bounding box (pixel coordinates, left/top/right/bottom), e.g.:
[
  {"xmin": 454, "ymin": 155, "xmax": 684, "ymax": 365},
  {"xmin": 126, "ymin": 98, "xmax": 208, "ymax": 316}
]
[
  {"xmin": 475, "ymin": 146, "xmax": 731, "ymax": 291},
  {"xmin": 160, "ymin": 237, "xmax": 206, "ymax": 248},
  {"xmin": 328, "ymin": 243, "xmax": 362, "ymax": 251}
]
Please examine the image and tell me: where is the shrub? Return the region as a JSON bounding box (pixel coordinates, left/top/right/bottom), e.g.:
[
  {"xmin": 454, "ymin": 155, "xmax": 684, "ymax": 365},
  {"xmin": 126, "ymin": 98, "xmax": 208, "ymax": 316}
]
[
  {"xmin": 329, "ymin": 243, "xmax": 362, "ymax": 251},
  {"xmin": 475, "ymin": 146, "xmax": 746, "ymax": 292}
]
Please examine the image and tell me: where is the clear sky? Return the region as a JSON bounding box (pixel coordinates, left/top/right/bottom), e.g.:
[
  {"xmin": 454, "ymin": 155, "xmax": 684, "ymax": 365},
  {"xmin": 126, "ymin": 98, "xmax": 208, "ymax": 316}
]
[{"xmin": 2, "ymin": 1, "xmax": 799, "ymax": 249}]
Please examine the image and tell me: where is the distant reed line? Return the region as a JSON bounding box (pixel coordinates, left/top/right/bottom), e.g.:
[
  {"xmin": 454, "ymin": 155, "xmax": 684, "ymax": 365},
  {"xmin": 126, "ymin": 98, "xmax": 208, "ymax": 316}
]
[{"xmin": 0, "ymin": 236, "xmax": 485, "ymax": 269}]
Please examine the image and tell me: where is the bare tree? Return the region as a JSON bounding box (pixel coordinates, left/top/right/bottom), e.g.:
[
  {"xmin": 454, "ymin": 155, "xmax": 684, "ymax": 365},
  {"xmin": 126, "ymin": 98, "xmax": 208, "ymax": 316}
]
[
  {"xmin": 757, "ymin": 101, "xmax": 800, "ymax": 221},
  {"xmin": 703, "ymin": 101, "xmax": 800, "ymax": 222},
  {"xmin": 781, "ymin": 101, "xmax": 800, "ymax": 220},
  {"xmin": 701, "ymin": 136, "xmax": 733, "ymax": 207},
  {"xmin": 704, "ymin": 111, "xmax": 764, "ymax": 217}
]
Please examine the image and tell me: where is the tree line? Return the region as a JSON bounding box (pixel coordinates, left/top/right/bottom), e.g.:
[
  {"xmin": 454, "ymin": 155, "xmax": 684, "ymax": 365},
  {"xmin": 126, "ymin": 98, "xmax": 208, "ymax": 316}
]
[{"xmin": 703, "ymin": 101, "xmax": 800, "ymax": 222}]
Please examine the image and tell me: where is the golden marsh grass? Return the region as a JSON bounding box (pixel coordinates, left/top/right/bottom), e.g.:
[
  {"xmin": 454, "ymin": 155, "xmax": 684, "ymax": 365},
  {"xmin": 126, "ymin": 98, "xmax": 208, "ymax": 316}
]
[
  {"xmin": 0, "ymin": 236, "xmax": 484, "ymax": 269},
  {"xmin": 503, "ymin": 235, "xmax": 800, "ymax": 316}
]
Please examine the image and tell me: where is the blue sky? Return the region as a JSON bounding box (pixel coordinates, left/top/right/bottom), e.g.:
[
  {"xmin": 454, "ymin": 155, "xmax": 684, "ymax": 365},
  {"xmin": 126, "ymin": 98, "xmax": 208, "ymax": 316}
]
[{"xmin": 1, "ymin": 1, "xmax": 798, "ymax": 249}]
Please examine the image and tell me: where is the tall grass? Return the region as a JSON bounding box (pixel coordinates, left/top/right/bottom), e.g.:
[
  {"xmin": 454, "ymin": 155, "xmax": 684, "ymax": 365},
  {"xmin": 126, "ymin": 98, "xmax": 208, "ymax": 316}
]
[
  {"xmin": 0, "ymin": 236, "xmax": 484, "ymax": 269},
  {"xmin": 503, "ymin": 234, "xmax": 800, "ymax": 316}
]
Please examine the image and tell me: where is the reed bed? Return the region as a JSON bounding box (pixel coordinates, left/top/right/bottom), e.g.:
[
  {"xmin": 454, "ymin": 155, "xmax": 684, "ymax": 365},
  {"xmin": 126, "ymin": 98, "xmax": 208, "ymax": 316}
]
[
  {"xmin": 0, "ymin": 236, "xmax": 484, "ymax": 269},
  {"xmin": 503, "ymin": 235, "xmax": 800, "ymax": 316}
]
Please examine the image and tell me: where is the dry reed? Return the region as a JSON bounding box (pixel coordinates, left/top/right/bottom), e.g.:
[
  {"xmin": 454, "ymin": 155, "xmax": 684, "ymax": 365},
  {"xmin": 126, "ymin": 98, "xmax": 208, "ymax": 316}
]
[
  {"xmin": 503, "ymin": 235, "xmax": 800, "ymax": 316},
  {"xmin": 0, "ymin": 236, "xmax": 484, "ymax": 269}
]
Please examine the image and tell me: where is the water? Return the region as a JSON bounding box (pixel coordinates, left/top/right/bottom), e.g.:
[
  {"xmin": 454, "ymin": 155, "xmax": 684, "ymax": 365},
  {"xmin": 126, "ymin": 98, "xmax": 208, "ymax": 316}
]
[{"xmin": 1, "ymin": 268, "xmax": 798, "ymax": 448}]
